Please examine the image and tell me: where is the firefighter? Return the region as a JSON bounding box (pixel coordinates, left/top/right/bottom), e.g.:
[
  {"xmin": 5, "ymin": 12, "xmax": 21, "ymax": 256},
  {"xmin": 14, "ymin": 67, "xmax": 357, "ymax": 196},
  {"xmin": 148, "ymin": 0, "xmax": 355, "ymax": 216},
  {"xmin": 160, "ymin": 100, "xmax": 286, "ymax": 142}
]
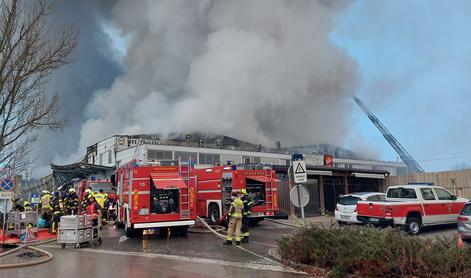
[
  {"xmin": 65, "ymin": 188, "xmax": 79, "ymax": 215},
  {"xmin": 23, "ymin": 201, "xmax": 32, "ymax": 211},
  {"xmin": 81, "ymin": 189, "xmax": 93, "ymax": 212},
  {"xmin": 50, "ymin": 193, "xmax": 62, "ymax": 233},
  {"xmin": 94, "ymin": 189, "xmax": 107, "ymax": 221},
  {"xmin": 240, "ymin": 189, "xmax": 254, "ymax": 243},
  {"xmin": 39, "ymin": 190, "xmax": 51, "ymax": 218},
  {"xmin": 223, "ymin": 191, "xmax": 244, "ymax": 245}
]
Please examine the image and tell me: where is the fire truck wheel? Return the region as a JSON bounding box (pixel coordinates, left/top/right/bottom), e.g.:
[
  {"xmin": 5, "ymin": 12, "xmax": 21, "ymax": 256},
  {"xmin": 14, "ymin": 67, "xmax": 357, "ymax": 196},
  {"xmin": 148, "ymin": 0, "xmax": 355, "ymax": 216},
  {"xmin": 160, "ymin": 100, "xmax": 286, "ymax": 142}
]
[{"xmin": 208, "ymin": 204, "xmax": 220, "ymax": 224}]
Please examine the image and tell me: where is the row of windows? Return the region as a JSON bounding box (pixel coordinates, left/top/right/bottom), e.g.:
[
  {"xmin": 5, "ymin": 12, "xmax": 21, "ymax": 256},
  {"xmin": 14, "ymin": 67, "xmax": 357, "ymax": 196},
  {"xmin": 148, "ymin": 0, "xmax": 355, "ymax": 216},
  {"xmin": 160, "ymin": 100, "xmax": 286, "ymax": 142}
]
[{"xmin": 146, "ymin": 151, "xmax": 267, "ymax": 165}]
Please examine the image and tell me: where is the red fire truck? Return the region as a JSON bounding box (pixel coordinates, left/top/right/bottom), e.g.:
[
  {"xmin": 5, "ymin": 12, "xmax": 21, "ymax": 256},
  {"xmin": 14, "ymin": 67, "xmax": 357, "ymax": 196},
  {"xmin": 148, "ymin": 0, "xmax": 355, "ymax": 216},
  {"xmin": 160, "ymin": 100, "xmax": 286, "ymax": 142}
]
[
  {"xmin": 195, "ymin": 165, "xmax": 278, "ymax": 225},
  {"xmin": 115, "ymin": 160, "xmax": 197, "ymax": 237}
]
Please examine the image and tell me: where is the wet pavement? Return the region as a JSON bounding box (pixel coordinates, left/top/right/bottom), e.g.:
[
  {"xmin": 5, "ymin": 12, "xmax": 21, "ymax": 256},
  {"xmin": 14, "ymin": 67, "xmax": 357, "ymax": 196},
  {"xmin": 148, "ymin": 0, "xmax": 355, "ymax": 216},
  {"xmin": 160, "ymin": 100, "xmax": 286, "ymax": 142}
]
[{"xmin": 1, "ymin": 220, "xmax": 308, "ymax": 278}]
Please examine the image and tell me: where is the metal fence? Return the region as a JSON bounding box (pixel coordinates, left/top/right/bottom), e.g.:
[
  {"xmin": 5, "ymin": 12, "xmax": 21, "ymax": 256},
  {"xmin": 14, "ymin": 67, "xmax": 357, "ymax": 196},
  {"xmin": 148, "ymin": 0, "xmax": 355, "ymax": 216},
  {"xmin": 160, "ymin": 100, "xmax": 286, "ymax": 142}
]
[{"xmin": 276, "ymin": 178, "xmax": 320, "ymax": 217}]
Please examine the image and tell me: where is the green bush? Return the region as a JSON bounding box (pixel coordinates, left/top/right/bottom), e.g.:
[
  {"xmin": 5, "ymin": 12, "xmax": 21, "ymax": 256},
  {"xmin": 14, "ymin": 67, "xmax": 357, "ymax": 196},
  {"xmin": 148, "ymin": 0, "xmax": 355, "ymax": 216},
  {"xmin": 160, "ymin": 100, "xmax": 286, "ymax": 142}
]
[{"xmin": 278, "ymin": 225, "xmax": 471, "ymax": 277}]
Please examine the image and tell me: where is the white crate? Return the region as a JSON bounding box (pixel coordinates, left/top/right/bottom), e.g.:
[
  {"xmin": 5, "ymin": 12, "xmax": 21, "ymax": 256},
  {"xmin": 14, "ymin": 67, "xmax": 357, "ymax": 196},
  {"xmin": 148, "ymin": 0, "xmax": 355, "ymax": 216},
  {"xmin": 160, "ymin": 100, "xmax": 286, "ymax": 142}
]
[
  {"xmin": 60, "ymin": 215, "xmax": 85, "ymax": 229},
  {"xmin": 58, "ymin": 229, "xmax": 79, "ymax": 243}
]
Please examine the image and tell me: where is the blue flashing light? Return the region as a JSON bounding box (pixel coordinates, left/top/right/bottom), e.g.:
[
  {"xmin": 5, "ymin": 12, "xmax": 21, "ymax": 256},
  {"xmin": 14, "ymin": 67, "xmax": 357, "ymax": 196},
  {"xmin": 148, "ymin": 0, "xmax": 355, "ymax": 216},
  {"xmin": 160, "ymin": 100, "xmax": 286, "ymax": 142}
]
[{"xmin": 408, "ymin": 182, "xmax": 434, "ymax": 186}]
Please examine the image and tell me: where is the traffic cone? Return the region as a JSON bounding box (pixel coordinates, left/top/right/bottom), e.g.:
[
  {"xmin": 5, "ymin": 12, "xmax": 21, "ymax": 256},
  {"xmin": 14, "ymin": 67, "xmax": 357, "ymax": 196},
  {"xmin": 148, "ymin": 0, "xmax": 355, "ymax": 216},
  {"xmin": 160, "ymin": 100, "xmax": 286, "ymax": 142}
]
[{"xmin": 457, "ymin": 234, "xmax": 465, "ymax": 249}]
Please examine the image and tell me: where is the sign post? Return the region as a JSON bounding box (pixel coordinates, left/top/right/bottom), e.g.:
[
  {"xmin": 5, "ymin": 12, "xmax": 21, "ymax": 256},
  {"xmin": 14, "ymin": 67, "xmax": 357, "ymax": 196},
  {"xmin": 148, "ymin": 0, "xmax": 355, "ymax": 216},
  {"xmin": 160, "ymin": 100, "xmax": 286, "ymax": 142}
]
[
  {"xmin": 289, "ymin": 185, "xmax": 310, "ymax": 219},
  {"xmin": 1, "ymin": 177, "xmax": 15, "ymax": 246},
  {"xmin": 290, "ymin": 154, "xmax": 308, "ymax": 220}
]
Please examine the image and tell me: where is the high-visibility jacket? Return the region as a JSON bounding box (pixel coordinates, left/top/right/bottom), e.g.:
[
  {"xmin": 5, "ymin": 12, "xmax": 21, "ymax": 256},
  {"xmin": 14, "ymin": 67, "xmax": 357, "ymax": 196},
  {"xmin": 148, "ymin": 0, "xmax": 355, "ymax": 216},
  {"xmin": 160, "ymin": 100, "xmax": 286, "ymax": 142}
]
[
  {"xmin": 242, "ymin": 196, "xmax": 254, "ymax": 216},
  {"xmin": 228, "ymin": 198, "xmax": 244, "ymax": 219},
  {"xmin": 40, "ymin": 194, "xmax": 51, "ymax": 209},
  {"xmin": 94, "ymin": 193, "xmax": 106, "ymax": 208}
]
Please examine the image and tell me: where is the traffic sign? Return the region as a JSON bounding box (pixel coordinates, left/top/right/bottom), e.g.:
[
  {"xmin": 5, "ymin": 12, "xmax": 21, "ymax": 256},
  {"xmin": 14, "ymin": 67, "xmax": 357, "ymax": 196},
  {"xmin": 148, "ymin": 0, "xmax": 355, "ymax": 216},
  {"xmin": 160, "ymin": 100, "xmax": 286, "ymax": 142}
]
[
  {"xmin": 290, "ymin": 185, "xmax": 310, "ymax": 208},
  {"xmin": 0, "ymin": 178, "xmax": 14, "ymax": 191},
  {"xmin": 292, "ymin": 161, "xmax": 307, "ymax": 183},
  {"xmin": 0, "ymin": 191, "xmax": 14, "ymax": 199}
]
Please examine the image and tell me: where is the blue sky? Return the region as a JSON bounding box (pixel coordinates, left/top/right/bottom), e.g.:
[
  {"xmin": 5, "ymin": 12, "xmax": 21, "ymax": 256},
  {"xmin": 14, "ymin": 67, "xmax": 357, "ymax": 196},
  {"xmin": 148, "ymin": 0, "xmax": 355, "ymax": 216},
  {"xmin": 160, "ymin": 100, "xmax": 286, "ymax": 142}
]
[{"xmin": 331, "ymin": 0, "xmax": 471, "ymax": 171}]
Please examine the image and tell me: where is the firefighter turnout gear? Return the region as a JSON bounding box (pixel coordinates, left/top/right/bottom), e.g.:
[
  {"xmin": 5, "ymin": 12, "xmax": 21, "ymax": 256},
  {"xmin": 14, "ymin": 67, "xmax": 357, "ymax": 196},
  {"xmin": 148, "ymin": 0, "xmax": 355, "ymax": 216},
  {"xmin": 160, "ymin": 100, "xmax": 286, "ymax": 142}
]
[
  {"xmin": 224, "ymin": 193, "xmax": 244, "ymax": 245},
  {"xmin": 50, "ymin": 196, "xmax": 63, "ymax": 233},
  {"xmin": 39, "ymin": 191, "xmax": 51, "ymax": 217},
  {"xmin": 95, "ymin": 191, "xmax": 107, "ymax": 209},
  {"xmin": 241, "ymin": 194, "xmax": 254, "ymax": 243},
  {"xmin": 64, "ymin": 188, "xmax": 79, "ymax": 215}
]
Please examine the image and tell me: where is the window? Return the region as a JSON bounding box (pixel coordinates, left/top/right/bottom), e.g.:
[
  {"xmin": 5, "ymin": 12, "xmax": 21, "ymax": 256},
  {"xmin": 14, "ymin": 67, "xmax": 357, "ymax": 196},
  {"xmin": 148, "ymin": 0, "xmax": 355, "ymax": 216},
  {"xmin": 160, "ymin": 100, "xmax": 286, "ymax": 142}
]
[
  {"xmin": 199, "ymin": 153, "xmax": 221, "ymax": 165},
  {"xmin": 338, "ymin": 196, "xmax": 362, "ymax": 206},
  {"xmin": 108, "ymin": 150, "xmax": 112, "ymax": 164},
  {"xmin": 242, "ymin": 156, "xmax": 261, "ymax": 164},
  {"xmin": 387, "ymin": 188, "xmax": 417, "ymax": 199},
  {"xmin": 147, "ymin": 150, "xmax": 172, "ymax": 161},
  {"xmin": 434, "ymin": 188, "xmax": 453, "ymax": 200},
  {"xmin": 420, "ymin": 188, "xmax": 436, "ymax": 200},
  {"xmin": 461, "ymin": 204, "xmax": 471, "ymax": 216},
  {"xmin": 175, "ymin": 151, "xmax": 197, "ymax": 162},
  {"xmin": 366, "ymin": 194, "xmax": 386, "ymax": 201}
]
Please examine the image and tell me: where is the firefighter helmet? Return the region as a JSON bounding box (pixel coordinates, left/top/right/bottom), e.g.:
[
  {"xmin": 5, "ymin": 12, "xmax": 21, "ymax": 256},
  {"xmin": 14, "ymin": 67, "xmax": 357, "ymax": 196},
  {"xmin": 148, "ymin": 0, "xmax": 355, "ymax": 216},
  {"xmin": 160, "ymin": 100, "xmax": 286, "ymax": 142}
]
[
  {"xmin": 240, "ymin": 189, "xmax": 247, "ymax": 195},
  {"xmin": 24, "ymin": 201, "xmax": 30, "ymax": 207},
  {"xmin": 68, "ymin": 188, "xmax": 76, "ymax": 193}
]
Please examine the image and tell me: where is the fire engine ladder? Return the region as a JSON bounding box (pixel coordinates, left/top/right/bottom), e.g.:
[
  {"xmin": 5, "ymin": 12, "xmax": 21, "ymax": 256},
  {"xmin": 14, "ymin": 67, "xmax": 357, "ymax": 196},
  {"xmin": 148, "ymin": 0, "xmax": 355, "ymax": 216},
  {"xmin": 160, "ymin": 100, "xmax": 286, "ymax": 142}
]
[
  {"xmin": 179, "ymin": 158, "xmax": 192, "ymax": 219},
  {"xmin": 264, "ymin": 169, "xmax": 275, "ymax": 211}
]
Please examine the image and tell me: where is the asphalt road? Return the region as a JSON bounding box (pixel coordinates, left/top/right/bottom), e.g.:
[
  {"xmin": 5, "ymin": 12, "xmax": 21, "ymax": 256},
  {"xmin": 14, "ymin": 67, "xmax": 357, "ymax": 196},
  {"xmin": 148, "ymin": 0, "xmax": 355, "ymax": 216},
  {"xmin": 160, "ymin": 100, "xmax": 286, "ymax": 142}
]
[{"xmin": 0, "ymin": 220, "xmax": 307, "ymax": 278}]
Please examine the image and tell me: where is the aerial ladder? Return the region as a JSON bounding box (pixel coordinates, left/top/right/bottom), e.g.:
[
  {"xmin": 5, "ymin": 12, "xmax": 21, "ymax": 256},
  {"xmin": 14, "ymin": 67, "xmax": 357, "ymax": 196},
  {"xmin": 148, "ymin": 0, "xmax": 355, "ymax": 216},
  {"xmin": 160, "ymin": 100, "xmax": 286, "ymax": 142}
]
[{"xmin": 353, "ymin": 96, "xmax": 424, "ymax": 173}]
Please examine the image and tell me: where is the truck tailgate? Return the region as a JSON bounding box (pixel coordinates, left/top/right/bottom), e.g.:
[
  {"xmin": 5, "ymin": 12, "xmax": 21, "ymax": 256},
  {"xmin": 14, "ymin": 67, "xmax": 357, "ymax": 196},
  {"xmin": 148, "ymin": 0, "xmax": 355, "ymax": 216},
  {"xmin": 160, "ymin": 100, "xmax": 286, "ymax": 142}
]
[{"xmin": 356, "ymin": 201, "xmax": 388, "ymax": 218}]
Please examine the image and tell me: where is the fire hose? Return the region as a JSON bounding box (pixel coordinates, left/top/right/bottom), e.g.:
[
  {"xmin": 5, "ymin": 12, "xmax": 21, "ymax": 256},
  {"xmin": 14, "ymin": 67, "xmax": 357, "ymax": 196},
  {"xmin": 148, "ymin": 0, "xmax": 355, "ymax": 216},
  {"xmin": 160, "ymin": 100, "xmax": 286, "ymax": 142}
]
[
  {"xmin": 0, "ymin": 238, "xmax": 55, "ymax": 269},
  {"xmin": 195, "ymin": 216, "xmax": 280, "ymax": 264}
]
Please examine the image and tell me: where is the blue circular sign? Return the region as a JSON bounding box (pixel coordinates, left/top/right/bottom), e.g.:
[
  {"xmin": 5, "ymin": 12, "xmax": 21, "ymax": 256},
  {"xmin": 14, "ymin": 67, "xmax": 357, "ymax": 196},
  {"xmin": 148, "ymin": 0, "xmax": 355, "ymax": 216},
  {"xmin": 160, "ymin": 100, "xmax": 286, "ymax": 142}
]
[{"xmin": 1, "ymin": 178, "xmax": 14, "ymax": 191}]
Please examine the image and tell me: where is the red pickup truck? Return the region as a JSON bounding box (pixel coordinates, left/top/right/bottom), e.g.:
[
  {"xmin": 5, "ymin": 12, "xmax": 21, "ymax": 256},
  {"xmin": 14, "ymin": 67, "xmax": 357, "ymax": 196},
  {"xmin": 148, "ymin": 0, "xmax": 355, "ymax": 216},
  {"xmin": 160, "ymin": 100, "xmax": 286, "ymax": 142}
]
[{"xmin": 356, "ymin": 185, "xmax": 468, "ymax": 235}]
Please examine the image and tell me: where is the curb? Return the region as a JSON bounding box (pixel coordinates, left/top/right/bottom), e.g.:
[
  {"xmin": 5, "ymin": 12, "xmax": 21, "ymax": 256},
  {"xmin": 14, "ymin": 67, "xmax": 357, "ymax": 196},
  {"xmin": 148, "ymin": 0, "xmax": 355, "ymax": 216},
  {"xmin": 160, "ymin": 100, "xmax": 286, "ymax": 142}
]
[{"xmin": 267, "ymin": 248, "xmax": 328, "ymax": 277}]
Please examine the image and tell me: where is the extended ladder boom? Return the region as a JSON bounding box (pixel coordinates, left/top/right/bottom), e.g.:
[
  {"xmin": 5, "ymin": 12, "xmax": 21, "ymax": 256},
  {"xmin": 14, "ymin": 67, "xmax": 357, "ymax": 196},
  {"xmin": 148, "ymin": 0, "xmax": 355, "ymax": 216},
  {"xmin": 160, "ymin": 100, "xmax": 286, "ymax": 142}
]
[{"xmin": 353, "ymin": 96, "xmax": 424, "ymax": 173}]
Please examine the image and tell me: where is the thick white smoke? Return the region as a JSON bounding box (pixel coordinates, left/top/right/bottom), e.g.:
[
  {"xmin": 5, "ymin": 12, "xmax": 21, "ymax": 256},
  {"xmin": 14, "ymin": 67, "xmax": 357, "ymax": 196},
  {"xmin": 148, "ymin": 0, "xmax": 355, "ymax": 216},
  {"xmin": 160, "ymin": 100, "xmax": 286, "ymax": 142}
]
[{"xmin": 75, "ymin": 0, "xmax": 359, "ymax": 157}]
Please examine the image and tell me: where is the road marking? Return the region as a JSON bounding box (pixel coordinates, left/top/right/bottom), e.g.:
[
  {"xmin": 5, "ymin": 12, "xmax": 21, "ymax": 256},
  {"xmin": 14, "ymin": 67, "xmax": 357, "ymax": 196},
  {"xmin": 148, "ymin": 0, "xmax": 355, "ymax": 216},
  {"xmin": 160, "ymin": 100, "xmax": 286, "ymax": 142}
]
[{"xmin": 43, "ymin": 245, "xmax": 306, "ymax": 274}]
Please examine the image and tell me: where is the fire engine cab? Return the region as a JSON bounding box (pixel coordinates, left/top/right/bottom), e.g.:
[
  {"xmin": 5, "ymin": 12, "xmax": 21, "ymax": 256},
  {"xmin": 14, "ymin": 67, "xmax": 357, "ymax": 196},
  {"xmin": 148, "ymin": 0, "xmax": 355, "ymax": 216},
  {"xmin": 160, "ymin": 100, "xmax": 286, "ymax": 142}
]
[
  {"xmin": 195, "ymin": 165, "xmax": 278, "ymax": 225},
  {"xmin": 115, "ymin": 160, "xmax": 196, "ymax": 237}
]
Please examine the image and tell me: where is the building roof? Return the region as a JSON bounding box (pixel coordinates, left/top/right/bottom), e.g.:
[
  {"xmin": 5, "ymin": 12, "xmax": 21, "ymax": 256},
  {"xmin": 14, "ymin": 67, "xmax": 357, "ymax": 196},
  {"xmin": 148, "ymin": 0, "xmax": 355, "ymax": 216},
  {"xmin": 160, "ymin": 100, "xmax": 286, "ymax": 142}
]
[{"xmin": 51, "ymin": 162, "xmax": 115, "ymax": 185}]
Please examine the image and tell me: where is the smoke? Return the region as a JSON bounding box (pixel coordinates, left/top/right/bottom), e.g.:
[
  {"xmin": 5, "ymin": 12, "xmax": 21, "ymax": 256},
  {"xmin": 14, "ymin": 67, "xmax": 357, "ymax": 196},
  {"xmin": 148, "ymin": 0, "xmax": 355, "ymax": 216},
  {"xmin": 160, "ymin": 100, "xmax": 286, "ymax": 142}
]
[
  {"xmin": 76, "ymin": 0, "xmax": 359, "ymax": 154},
  {"xmin": 30, "ymin": 0, "xmax": 361, "ymax": 176},
  {"xmin": 30, "ymin": 0, "xmax": 122, "ymax": 177}
]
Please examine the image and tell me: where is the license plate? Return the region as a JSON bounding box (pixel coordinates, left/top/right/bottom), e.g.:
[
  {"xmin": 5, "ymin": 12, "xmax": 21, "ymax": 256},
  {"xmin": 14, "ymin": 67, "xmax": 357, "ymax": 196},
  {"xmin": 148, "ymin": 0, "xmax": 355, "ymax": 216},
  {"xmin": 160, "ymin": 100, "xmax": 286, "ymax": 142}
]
[
  {"xmin": 369, "ymin": 218, "xmax": 379, "ymax": 222},
  {"xmin": 341, "ymin": 215, "xmax": 350, "ymax": 219}
]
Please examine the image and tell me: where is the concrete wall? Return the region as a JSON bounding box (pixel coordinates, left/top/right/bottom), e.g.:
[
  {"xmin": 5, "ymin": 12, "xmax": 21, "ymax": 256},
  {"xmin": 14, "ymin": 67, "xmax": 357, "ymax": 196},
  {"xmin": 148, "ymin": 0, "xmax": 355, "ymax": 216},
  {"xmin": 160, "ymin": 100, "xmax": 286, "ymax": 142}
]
[{"xmin": 386, "ymin": 169, "xmax": 471, "ymax": 198}]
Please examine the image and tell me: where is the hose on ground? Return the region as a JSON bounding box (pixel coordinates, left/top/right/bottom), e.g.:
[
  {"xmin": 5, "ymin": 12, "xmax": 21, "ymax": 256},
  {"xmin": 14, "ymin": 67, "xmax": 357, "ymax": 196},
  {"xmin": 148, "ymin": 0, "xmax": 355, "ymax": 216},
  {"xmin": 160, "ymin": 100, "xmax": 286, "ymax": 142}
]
[
  {"xmin": 0, "ymin": 238, "xmax": 56, "ymax": 268},
  {"xmin": 196, "ymin": 216, "xmax": 281, "ymax": 265},
  {"xmin": 0, "ymin": 245, "xmax": 53, "ymax": 269}
]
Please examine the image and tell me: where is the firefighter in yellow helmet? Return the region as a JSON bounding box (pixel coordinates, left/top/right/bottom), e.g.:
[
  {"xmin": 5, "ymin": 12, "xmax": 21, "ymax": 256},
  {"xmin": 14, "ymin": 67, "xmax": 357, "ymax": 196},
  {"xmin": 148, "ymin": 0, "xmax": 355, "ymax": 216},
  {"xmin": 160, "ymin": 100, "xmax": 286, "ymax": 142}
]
[
  {"xmin": 240, "ymin": 188, "xmax": 254, "ymax": 243},
  {"xmin": 223, "ymin": 191, "xmax": 245, "ymax": 245}
]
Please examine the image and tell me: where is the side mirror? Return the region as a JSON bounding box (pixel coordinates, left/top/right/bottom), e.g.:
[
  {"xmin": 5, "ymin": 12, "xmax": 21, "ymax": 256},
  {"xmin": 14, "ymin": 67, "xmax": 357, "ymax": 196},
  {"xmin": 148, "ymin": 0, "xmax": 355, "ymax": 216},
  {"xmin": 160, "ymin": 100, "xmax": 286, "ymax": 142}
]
[{"xmin": 451, "ymin": 195, "xmax": 457, "ymax": 200}]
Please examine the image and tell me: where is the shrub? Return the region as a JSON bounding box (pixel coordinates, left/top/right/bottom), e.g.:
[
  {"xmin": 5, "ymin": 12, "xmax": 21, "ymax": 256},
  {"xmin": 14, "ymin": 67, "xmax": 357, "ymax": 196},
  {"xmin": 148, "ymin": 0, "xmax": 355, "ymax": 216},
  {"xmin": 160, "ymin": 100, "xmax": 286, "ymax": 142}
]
[{"xmin": 278, "ymin": 225, "xmax": 471, "ymax": 277}]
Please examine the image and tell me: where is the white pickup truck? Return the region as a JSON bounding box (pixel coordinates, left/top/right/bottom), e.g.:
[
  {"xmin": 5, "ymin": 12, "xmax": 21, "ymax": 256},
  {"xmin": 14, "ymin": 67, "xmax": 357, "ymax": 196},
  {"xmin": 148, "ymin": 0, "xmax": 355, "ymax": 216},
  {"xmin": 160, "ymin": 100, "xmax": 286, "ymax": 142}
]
[{"xmin": 356, "ymin": 185, "xmax": 468, "ymax": 235}]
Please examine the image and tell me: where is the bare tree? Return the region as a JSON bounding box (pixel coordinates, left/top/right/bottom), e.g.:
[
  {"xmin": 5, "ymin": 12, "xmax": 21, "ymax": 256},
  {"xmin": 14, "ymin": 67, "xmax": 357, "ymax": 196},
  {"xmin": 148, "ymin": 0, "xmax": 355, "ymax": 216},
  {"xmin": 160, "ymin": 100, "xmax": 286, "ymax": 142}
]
[{"xmin": 0, "ymin": 0, "xmax": 76, "ymax": 172}]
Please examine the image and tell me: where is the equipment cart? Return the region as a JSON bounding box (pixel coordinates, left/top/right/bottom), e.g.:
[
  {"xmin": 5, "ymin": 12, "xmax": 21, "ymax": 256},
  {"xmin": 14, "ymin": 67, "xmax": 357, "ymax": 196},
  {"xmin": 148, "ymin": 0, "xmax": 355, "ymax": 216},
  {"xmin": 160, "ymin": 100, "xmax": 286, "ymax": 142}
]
[
  {"xmin": 6, "ymin": 211, "xmax": 38, "ymax": 235},
  {"xmin": 57, "ymin": 214, "xmax": 102, "ymax": 249}
]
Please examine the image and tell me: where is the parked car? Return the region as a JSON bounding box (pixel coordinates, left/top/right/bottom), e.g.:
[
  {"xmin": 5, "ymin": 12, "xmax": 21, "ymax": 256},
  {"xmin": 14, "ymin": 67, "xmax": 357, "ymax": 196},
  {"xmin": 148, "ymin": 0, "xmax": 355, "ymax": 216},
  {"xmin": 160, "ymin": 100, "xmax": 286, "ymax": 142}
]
[
  {"xmin": 458, "ymin": 201, "xmax": 471, "ymax": 241},
  {"xmin": 356, "ymin": 185, "xmax": 468, "ymax": 235},
  {"xmin": 335, "ymin": 192, "xmax": 386, "ymax": 224}
]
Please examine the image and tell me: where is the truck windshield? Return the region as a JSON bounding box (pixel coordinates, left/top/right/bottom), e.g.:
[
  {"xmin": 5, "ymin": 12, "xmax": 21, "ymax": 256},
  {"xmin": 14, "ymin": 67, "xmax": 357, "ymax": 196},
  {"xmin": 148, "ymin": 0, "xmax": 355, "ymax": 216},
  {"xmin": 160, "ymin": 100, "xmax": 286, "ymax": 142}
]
[
  {"xmin": 387, "ymin": 188, "xmax": 417, "ymax": 199},
  {"xmin": 338, "ymin": 196, "xmax": 361, "ymax": 206}
]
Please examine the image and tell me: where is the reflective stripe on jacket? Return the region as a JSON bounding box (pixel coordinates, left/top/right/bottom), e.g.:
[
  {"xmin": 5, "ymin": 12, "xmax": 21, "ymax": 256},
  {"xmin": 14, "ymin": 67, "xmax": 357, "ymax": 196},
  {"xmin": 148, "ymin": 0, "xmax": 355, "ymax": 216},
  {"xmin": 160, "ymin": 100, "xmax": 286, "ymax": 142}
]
[{"xmin": 228, "ymin": 198, "xmax": 244, "ymax": 219}]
